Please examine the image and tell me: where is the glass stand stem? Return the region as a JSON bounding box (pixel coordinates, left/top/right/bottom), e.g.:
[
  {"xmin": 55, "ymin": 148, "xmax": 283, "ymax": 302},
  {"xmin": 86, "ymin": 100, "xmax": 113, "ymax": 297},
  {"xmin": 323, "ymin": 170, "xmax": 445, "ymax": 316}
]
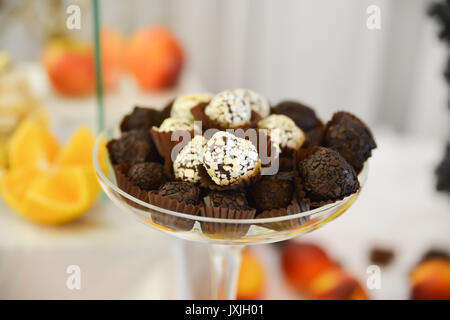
[{"xmin": 208, "ymin": 244, "xmax": 244, "ymax": 300}]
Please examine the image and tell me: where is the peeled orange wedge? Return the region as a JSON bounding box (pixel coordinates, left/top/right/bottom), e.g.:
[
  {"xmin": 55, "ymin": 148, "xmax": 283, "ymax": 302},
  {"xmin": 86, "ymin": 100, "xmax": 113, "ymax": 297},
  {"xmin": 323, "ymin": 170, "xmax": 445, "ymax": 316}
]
[
  {"xmin": 0, "ymin": 167, "xmax": 43, "ymax": 213},
  {"xmin": 8, "ymin": 118, "xmax": 60, "ymax": 170},
  {"xmin": 0, "ymin": 120, "xmax": 105, "ymax": 224}
]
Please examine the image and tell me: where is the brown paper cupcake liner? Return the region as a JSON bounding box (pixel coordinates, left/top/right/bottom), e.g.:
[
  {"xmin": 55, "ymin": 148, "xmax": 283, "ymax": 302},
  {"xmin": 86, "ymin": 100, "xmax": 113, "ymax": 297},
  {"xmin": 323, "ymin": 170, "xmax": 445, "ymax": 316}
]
[
  {"xmin": 113, "ymin": 164, "xmax": 149, "ymax": 208},
  {"xmin": 295, "ymin": 147, "xmax": 360, "ymax": 207},
  {"xmin": 198, "ymin": 161, "xmax": 262, "ymax": 191},
  {"xmin": 150, "ymin": 128, "xmax": 194, "ymax": 161},
  {"xmin": 148, "ymin": 192, "xmax": 201, "ymax": 231},
  {"xmin": 199, "ymin": 206, "xmax": 256, "ymax": 239},
  {"xmin": 257, "ymin": 200, "xmax": 310, "ymax": 231},
  {"xmin": 191, "ymin": 102, "xmax": 262, "ymax": 131}
]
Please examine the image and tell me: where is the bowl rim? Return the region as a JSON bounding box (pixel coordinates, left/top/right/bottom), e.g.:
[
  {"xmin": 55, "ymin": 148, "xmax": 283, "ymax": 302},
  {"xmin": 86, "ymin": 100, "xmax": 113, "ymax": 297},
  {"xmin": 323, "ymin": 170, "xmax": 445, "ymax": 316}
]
[{"xmin": 93, "ymin": 130, "xmax": 368, "ymax": 224}]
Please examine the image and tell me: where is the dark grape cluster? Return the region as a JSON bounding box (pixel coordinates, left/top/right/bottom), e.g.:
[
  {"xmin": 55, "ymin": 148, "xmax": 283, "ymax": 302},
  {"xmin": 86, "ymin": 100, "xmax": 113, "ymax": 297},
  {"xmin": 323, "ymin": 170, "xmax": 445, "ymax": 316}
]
[
  {"xmin": 436, "ymin": 143, "xmax": 450, "ymax": 192},
  {"xmin": 430, "ymin": 2, "xmax": 450, "ymax": 193},
  {"xmin": 429, "ymin": 1, "xmax": 450, "ymax": 44}
]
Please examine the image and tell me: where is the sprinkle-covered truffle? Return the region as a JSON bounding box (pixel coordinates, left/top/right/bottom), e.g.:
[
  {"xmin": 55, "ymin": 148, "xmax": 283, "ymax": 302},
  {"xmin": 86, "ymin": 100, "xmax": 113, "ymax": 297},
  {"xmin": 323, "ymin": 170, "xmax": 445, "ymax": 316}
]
[
  {"xmin": 257, "ymin": 114, "xmax": 305, "ymax": 151},
  {"xmin": 248, "ymin": 172, "xmax": 295, "ymax": 211},
  {"xmin": 234, "ymin": 88, "xmax": 270, "ymax": 117},
  {"xmin": 204, "ymin": 90, "xmax": 252, "ymax": 128},
  {"xmin": 170, "ymin": 93, "xmax": 212, "ymax": 120},
  {"xmin": 203, "ymin": 131, "xmax": 260, "ymax": 186},
  {"xmin": 157, "ymin": 181, "xmax": 201, "ymax": 205},
  {"xmin": 156, "ymin": 117, "xmax": 199, "ymax": 132},
  {"xmin": 323, "ymin": 112, "xmax": 376, "ymax": 173},
  {"xmin": 127, "ymin": 162, "xmax": 165, "ymax": 190},
  {"xmin": 272, "ymin": 101, "xmax": 322, "ymax": 132},
  {"xmin": 297, "ymin": 147, "xmax": 359, "ymax": 204},
  {"xmin": 120, "ymin": 106, "xmax": 163, "ymax": 132},
  {"xmin": 173, "ymin": 135, "xmax": 206, "ymax": 183},
  {"xmin": 107, "ymin": 129, "xmax": 158, "ymax": 165},
  {"xmin": 203, "ymin": 190, "xmax": 249, "ymax": 211}
]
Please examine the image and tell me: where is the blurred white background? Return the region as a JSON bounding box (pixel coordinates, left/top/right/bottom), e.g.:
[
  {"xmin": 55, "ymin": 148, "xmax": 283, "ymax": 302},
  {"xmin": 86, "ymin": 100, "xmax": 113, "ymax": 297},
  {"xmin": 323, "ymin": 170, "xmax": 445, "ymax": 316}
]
[{"xmin": 1, "ymin": 0, "xmax": 448, "ymax": 139}]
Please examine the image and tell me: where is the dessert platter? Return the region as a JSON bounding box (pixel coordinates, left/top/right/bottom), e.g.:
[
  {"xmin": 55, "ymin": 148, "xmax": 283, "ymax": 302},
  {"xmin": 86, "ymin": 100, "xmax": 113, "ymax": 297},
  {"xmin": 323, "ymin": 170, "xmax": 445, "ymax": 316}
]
[{"xmin": 93, "ymin": 89, "xmax": 376, "ymax": 299}]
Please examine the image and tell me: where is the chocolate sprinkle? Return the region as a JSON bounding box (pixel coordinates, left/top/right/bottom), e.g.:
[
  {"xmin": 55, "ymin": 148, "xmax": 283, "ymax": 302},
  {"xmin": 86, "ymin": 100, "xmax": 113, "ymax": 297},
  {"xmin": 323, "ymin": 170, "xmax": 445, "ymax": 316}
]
[
  {"xmin": 323, "ymin": 112, "xmax": 376, "ymax": 173},
  {"xmin": 127, "ymin": 162, "xmax": 165, "ymax": 190},
  {"xmin": 107, "ymin": 129, "xmax": 159, "ymax": 165},
  {"xmin": 203, "ymin": 190, "xmax": 249, "ymax": 211},
  {"xmin": 248, "ymin": 172, "xmax": 295, "ymax": 212},
  {"xmin": 157, "ymin": 181, "xmax": 201, "ymax": 205},
  {"xmin": 120, "ymin": 106, "xmax": 163, "ymax": 132},
  {"xmin": 272, "ymin": 101, "xmax": 322, "ymax": 132},
  {"xmin": 298, "ymin": 147, "xmax": 359, "ymax": 203}
]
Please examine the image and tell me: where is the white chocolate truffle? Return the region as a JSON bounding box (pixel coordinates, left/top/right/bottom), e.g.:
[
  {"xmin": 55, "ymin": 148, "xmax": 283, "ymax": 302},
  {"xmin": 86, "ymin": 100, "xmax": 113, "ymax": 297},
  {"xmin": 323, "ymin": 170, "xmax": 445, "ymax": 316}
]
[
  {"xmin": 173, "ymin": 135, "xmax": 206, "ymax": 183},
  {"xmin": 234, "ymin": 88, "xmax": 270, "ymax": 117},
  {"xmin": 170, "ymin": 93, "xmax": 212, "ymax": 120},
  {"xmin": 203, "ymin": 131, "xmax": 260, "ymax": 186},
  {"xmin": 257, "ymin": 114, "xmax": 305, "ymax": 150},
  {"xmin": 156, "ymin": 117, "xmax": 199, "ymax": 132},
  {"xmin": 204, "ymin": 90, "xmax": 252, "ymax": 128}
]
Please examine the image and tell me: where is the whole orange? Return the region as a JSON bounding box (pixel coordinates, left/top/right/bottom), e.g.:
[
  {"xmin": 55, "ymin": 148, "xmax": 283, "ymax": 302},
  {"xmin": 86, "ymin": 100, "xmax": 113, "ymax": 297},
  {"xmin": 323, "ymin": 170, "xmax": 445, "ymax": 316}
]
[
  {"xmin": 126, "ymin": 26, "xmax": 184, "ymax": 91},
  {"xmin": 42, "ymin": 38, "xmax": 95, "ymax": 96},
  {"xmin": 281, "ymin": 241, "xmax": 335, "ymax": 293}
]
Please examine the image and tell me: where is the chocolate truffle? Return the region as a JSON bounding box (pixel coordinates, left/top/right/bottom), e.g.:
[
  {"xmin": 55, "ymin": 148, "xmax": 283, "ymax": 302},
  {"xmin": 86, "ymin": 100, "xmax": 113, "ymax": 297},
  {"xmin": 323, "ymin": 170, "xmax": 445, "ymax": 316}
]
[
  {"xmin": 173, "ymin": 135, "xmax": 206, "ymax": 183},
  {"xmin": 203, "ymin": 131, "xmax": 261, "ymax": 186},
  {"xmin": 248, "ymin": 172, "xmax": 295, "ymax": 211},
  {"xmin": 155, "ymin": 117, "xmax": 199, "ymax": 132},
  {"xmin": 234, "ymin": 88, "xmax": 270, "ymax": 117},
  {"xmin": 157, "ymin": 181, "xmax": 201, "ymax": 205},
  {"xmin": 204, "ymin": 90, "xmax": 252, "ymax": 128},
  {"xmin": 160, "ymin": 99, "xmax": 174, "ymax": 120},
  {"xmin": 127, "ymin": 162, "xmax": 165, "ymax": 190},
  {"xmin": 298, "ymin": 148, "xmax": 359, "ymax": 204},
  {"xmin": 257, "ymin": 114, "xmax": 305, "ymax": 151},
  {"xmin": 304, "ymin": 125, "xmax": 325, "ymax": 148},
  {"xmin": 370, "ymin": 247, "xmax": 395, "ymax": 267},
  {"xmin": 323, "ymin": 112, "xmax": 376, "ymax": 173},
  {"xmin": 170, "ymin": 93, "xmax": 212, "ymax": 120},
  {"xmin": 120, "ymin": 106, "xmax": 162, "ymax": 132},
  {"xmin": 203, "ymin": 190, "xmax": 249, "ymax": 211},
  {"xmin": 272, "ymin": 101, "xmax": 322, "ymax": 132},
  {"xmin": 107, "ymin": 129, "xmax": 158, "ymax": 165}
]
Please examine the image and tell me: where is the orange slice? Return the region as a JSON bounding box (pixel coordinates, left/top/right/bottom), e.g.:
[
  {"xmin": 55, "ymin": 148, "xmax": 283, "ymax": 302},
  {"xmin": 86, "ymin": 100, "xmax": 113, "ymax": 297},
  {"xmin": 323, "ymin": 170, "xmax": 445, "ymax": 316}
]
[
  {"xmin": 0, "ymin": 168, "xmax": 43, "ymax": 214},
  {"xmin": 21, "ymin": 166, "xmax": 92, "ymax": 224},
  {"xmin": 56, "ymin": 126, "xmax": 107, "ymax": 203},
  {"xmin": 2, "ymin": 121, "xmax": 103, "ymax": 224},
  {"xmin": 8, "ymin": 119, "xmax": 60, "ymax": 170},
  {"xmin": 56, "ymin": 126, "xmax": 94, "ymax": 166}
]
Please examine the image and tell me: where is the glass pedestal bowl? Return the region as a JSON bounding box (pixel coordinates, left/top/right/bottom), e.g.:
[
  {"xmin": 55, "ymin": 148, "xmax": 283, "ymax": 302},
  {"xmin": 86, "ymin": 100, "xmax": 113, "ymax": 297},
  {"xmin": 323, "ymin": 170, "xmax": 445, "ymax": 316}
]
[{"xmin": 93, "ymin": 129, "xmax": 368, "ymax": 300}]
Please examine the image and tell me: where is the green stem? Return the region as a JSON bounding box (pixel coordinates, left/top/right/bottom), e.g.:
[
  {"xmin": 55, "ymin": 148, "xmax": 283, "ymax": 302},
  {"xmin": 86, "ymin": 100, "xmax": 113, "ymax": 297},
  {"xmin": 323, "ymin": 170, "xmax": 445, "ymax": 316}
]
[{"xmin": 92, "ymin": 0, "xmax": 105, "ymax": 133}]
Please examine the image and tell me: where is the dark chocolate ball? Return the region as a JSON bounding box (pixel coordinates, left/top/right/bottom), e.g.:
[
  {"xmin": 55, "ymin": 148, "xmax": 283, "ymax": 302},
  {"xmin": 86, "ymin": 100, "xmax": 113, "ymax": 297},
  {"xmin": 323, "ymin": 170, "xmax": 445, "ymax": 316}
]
[
  {"xmin": 127, "ymin": 162, "xmax": 165, "ymax": 190},
  {"xmin": 323, "ymin": 112, "xmax": 376, "ymax": 173},
  {"xmin": 203, "ymin": 190, "xmax": 249, "ymax": 211},
  {"xmin": 120, "ymin": 106, "xmax": 163, "ymax": 132},
  {"xmin": 303, "ymin": 125, "xmax": 325, "ymax": 148},
  {"xmin": 107, "ymin": 129, "xmax": 159, "ymax": 165},
  {"xmin": 272, "ymin": 101, "xmax": 322, "ymax": 132},
  {"xmin": 298, "ymin": 147, "xmax": 359, "ymax": 203},
  {"xmin": 248, "ymin": 172, "xmax": 295, "ymax": 211},
  {"xmin": 157, "ymin": 181, "xmax": 201, "ymax": 205}
]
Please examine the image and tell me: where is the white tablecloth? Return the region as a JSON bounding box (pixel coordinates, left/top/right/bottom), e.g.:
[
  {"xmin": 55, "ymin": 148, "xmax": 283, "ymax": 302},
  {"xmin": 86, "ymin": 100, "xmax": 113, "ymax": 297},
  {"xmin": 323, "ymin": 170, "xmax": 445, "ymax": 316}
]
[{"xmin": 1, "ymin": 128, "xmax": 449, "ymax": 299}]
